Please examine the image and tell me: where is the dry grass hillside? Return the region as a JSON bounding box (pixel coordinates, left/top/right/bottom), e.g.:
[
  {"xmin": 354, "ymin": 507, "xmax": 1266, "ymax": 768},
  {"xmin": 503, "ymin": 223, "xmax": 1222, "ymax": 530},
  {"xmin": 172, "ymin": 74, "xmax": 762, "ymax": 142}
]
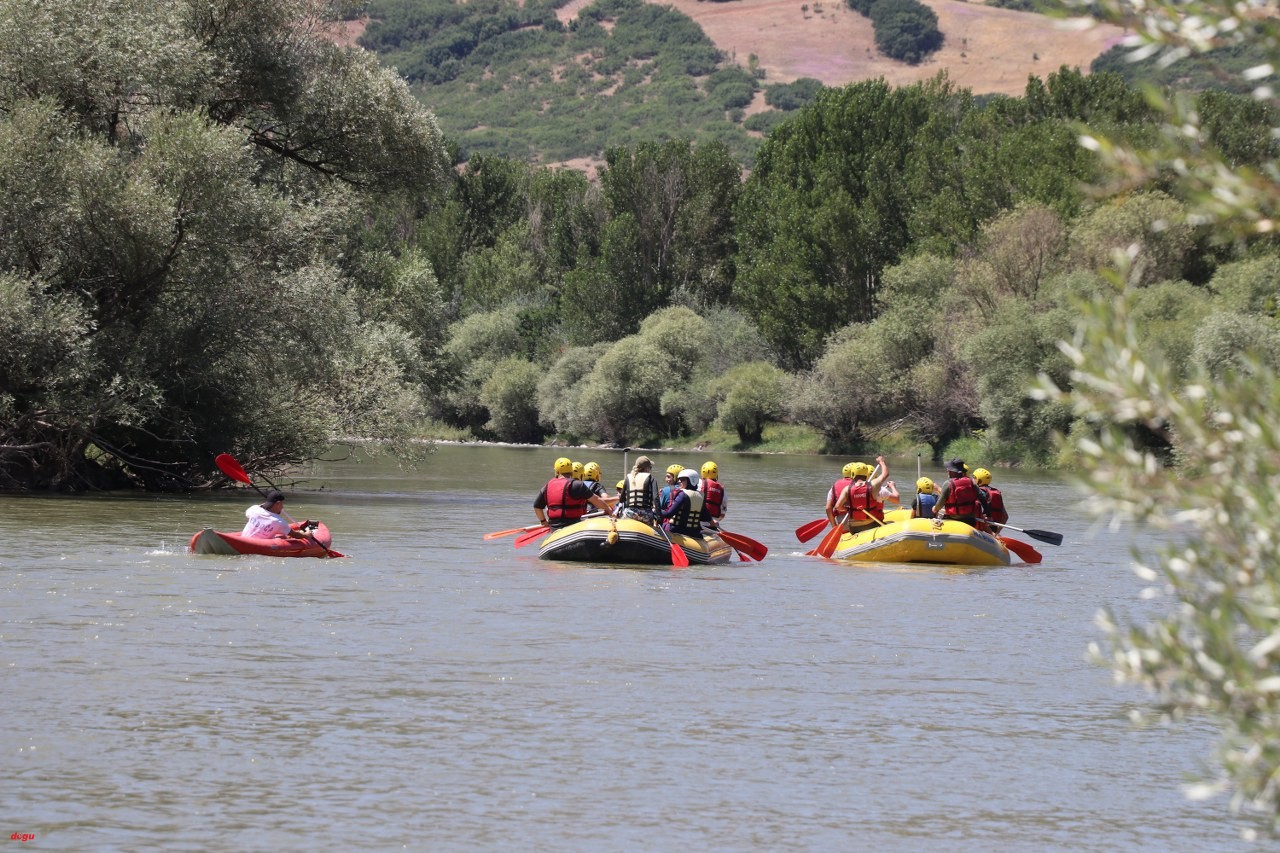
[{"xmin": 561, "ymin": 0, "xmax": 1126, "ymax": 96}]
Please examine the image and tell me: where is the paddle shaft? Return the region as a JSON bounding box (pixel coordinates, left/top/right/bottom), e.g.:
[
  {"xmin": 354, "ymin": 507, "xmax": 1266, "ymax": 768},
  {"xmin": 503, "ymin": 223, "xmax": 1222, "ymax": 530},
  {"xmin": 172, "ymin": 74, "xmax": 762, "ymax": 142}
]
[{"xmin": 986, "ymin": 521, "xmax": 1063, "ymax": 546}]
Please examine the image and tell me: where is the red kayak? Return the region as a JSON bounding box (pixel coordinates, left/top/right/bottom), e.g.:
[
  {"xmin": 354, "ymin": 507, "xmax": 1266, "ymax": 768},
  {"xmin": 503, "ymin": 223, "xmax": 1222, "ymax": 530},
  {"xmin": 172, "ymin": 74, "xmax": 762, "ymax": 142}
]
[{"xmin": 188, "ymin": 522, "xmax": 337, "ymax": 558}]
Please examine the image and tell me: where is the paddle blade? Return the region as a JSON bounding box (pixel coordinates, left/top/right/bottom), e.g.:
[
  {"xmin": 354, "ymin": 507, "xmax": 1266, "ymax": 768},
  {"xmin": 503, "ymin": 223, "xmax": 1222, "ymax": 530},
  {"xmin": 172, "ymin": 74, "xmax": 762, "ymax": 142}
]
[
  {"xmin": 483, "ymin": 526, "xmax": 527, "ymax": 541},
  {"xmin": 999, "ymin": 536, "xmax": 1042, "ymax": 564},
  {"xmin": 215, "ymin": 453, "xmax": 252, "ymax": 485},
  {"xmin": 815, "ymin": 522, "xmax": 845, "ymax": 558},
  {"xmin": 720, "ymin": 530, "xmax": 768, "ymax": 562},
  {"xmin": 1025, "ymin": 528, "xmax": 1064, "ymax": 547},
  {"xmin": 795, "ymin": 518, "xmax": 828, "ymax": 543},
  {"xmin": 669, "ymin": 539, "xmax": 689, "ymax": 568},
  {"xmin": 514, "ymin": 527, "xmax": 549, "ymax": 548}
]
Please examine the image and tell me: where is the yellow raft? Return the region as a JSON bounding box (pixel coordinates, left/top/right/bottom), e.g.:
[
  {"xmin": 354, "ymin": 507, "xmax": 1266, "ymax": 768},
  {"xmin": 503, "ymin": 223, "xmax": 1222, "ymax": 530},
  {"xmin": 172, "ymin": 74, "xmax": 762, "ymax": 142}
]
[
  {"xmin": 537, "ymin": 515, "xmax": 733, "ymax": 565},
  {"xmin": 831, "ymin": 509, "xmax": 1012, "ymax": 566}
]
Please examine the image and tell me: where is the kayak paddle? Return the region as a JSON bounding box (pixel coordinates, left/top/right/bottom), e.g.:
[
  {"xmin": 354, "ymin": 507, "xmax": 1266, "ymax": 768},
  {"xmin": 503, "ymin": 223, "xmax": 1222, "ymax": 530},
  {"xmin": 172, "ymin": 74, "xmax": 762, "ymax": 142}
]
[
  {"xmin": 986, "ymin": 521, "xmax": 1064, "ymax": 546},
  {"xmin": 514, "ymin": 526, "xmax": 550, "ymax": 548},
  {"xmin": 998, "ymin": 536, "xmax": 1042, "ymax": 564},
  {"xmin": 484, "ymin": 523, "xmax": 547, "ymax": 540},
  {"xmin": 718, "ymin": 529, "xmax": 768, "ymax": 562},
  {"xmin": 814, "ymin": 515, "xmax": 847, "ymax": 558},
  {"xmin": 213, "ymin": 453, "xmax": 345, "ymax": 558},
  {"xmin": 794, "ymin": 518, "xmax": 829, "ymax": 543},
  {"xmin": 656, "ymin": 523, "xmax": 690, "ymax": 568}
]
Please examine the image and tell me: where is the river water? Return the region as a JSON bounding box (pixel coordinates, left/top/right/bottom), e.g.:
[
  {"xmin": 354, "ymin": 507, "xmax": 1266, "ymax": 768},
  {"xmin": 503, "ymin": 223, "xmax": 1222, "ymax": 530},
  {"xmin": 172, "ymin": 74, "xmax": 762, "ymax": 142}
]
[{"xmin": 0, "ymin": 446, "xmax": 1250, "ymax": 850}]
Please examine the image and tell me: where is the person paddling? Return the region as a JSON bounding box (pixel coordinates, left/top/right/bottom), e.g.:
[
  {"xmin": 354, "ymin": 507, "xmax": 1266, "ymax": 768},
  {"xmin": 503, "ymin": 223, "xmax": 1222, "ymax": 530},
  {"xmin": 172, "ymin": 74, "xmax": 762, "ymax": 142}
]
[
  {"xmin": 661, "ymin": 469, "xmax": 706, "ymax": 537},
  {"xmin": 935, "ymin": 459, "xmax": 987, "ymax": 528},
  {"xmin": 825, "ymin": 462, "xmax": 857, "ymax": 528},
  {"xmin": 534, "ymin": 457, "xmax": 610, "ymax": 529},
  {"xmin": 242, "ymin": 490, "xmax": 309, "ymax": 540},
  {"xmin": 973, "ymin": 467, "xmax": 1009, "ymax": 530},
  {"xmin": 698, "ymin": 460, "xmax": 727, "ymax": 530},
  {"xmin": 833, "ymin": 456, "xmax": 889, "ymax": 534}
]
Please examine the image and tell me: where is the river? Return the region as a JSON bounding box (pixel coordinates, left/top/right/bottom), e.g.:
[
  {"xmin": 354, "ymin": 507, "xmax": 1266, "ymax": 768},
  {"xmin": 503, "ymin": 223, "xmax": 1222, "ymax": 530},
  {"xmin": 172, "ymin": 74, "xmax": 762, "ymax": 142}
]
[{"xmin": 0, "ymin": 446, "xmax": 1249, "ymax": 850}]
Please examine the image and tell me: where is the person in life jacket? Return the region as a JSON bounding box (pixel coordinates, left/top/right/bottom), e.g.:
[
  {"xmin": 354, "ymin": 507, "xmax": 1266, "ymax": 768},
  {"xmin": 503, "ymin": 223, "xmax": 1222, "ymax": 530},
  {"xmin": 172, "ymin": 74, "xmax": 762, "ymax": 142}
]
[
  {"xmin": 935, "ymin": 459, "xmax": 987, "ymax": 528},
  {"xmin": 620, "ymin": 455, "xmax": 660, "ymax": 517},
  {"xmin": 659, "ymin": 463, "xmax": 684, "ymax": 511},
  {"xmin": 582, "ymin": 461, "xmax": 615, "ymax": 510},
  {"xmin": 533, "ymin": 456, "xmax": 610, "ymax": 528},
  {"xmin": 661, "ymin": 468, "xmax": 705, "ymax": 536},
  {"xmin": 972, "ymin": 467, "xmax": 1009, "ymax": 529},
  {"xmin": 698, "ymin": 460, "xmax": 726, "ymax": 529},
  {"xmin": 911, "ymin": 477, "xmax": 939, "ymax": 519},
  {"xmin": 825, "ymin": 462, "xmax": 857, "ymax": 527},
  {"xmin": 833, "ymin": 456, "xmax": 889, "ymax": 533}
]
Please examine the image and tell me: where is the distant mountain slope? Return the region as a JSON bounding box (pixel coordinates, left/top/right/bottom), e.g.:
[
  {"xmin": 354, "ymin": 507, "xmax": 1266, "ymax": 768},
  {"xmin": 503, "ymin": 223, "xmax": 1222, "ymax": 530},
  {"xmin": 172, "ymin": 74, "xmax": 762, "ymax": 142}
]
[{"xmin": 355, "ymin": 0, "xmax": 1125, "ymax": 167}]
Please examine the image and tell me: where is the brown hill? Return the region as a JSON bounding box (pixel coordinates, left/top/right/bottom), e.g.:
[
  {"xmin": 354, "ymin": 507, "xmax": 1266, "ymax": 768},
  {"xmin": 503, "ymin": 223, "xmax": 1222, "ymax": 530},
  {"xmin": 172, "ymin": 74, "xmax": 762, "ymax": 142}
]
[{"xmin": 562, "ymin": 0, "xmax": 1126, "ymax": 96}]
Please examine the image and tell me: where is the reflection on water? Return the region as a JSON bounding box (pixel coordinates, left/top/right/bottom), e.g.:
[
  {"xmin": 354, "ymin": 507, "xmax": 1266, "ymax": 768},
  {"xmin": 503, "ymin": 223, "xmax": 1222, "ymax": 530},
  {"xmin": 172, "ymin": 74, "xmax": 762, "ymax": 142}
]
[{"xmin": 0, "ymin": 448, "xmax": 1248, "ymax": 850}]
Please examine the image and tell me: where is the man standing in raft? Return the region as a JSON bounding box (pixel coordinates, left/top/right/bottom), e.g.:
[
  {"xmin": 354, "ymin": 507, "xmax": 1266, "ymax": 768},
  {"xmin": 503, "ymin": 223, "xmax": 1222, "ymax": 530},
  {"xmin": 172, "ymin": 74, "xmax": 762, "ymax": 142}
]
[
  {"xmin": 698, "ymin": 460, "xmax": 726, "ymax": 530},
  {"xmin": 833, "ymin": 457, "xmax": 889, "ymax": 534},
  {"xmin": 534, "ymin": 456, "xmax": 610, "ymax": 529}
]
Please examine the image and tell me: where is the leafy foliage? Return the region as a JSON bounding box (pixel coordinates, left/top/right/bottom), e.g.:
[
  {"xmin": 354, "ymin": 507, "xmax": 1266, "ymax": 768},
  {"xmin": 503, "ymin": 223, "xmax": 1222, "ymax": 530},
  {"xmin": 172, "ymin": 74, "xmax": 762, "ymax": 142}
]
[
  {"xmin": 0, "ymin": 0, "xmax": 450, "ymax": 490},
  {"xmin": 363, "ymin": 0, "xmax": 762, "ymax": 164}
]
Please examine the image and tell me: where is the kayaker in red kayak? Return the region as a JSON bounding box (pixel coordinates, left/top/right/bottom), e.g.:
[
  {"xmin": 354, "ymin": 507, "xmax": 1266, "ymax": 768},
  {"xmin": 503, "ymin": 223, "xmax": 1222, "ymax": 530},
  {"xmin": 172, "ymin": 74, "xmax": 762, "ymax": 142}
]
[{"xmin": 242, "ymin": 490, "xmax": 309, "ymax": 540}]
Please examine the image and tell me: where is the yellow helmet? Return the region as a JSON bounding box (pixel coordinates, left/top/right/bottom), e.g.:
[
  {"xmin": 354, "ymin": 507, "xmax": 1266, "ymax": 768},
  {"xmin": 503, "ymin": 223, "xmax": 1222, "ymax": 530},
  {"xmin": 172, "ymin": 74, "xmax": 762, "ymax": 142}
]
[
  {"xmin": 973, "ymin": 468, "xmax": 992, "ymax": 486},
  {"xmin": 666, "ymin": 464, "xmax": 684, "ymax": 478},
  {"xmin": 842, "ymin": 462, "xmax": 856, "ymax": 479},
  {"xmin": 571, "ymin": 462, "xmax": 584, "ymax": 480},
  {"xmin": 700, "ymin": 461, "xmax": 719, "ymax": 480},
  {"xmin": 916, "ymin": 477, "xmax": 935, "ymax": 494},
  {"xmin": 854, "ymin": 462, "xmax": 873, "ymax": 478},
  {"xmin": 616, "ymin": 480, "xmax": 625, "ymax": 490},
  {"xmin": 554, "ymin": 456, "xmax": 573, "ymax": 475},
  {"xmin": 583, "ymin": 462, "xmax": 601, "ymax": 482}
]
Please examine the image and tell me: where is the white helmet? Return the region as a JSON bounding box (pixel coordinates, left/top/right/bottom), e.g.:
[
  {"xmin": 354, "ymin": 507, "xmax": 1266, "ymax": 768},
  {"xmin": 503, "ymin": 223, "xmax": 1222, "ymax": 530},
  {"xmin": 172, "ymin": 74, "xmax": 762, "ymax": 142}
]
[{"xmin": 678, "ymin": 468, "xmax": 700, "ymax": 487}]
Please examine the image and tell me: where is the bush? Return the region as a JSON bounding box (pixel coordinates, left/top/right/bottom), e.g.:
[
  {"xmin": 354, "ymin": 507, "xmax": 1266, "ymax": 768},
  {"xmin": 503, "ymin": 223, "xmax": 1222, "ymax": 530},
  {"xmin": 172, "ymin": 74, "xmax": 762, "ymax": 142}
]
[
  {"xmin": 870, "ymin": 0, "xmax": 943, "ymax": 64},
  {"xmin": 713, "ymin": 362, "xmax": 786, "ymax": 443},
  {"xmin": 480, "ymin": 357, "xmax": 546, "ymax": 442},
  {"xmin": 764, "ymin": 78, "xmax": 825, "ymax": 110}
]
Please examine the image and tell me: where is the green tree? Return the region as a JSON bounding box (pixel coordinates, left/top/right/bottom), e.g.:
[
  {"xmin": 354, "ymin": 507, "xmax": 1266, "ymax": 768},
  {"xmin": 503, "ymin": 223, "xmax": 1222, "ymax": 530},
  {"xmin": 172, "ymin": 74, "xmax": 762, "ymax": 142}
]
[
  {"xmin": 1051, "ymin": 0, "xmax": 1280, "ymax": 829},
  {"xmin": 0, "ymin": 0, "xmax": 450, "ymax": 490},
  {"xmin": 712, "ymin": 362, "xmax": 786, "ymax": 444},
  {"xmin": 480, "ymin": 357, "xmax": 546, "ymax": 443}
]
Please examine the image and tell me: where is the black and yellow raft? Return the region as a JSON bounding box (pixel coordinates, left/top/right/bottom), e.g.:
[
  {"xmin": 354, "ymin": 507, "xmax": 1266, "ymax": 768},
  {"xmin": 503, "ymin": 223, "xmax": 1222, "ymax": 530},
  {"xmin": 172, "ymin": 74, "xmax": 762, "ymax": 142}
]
[
  {"xmin": 830, "ymin": 509, "xmax": 1012, "ymax": 566},
  {"xmin": 536, "ymin": 515, "xmax": 733, "ymax": 565}
]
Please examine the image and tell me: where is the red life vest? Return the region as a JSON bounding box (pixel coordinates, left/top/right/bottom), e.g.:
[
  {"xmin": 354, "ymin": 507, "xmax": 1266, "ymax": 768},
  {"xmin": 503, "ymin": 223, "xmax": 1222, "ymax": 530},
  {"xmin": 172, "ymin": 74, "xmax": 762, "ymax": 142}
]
[
  {"xmin": 944, "ymin": 475, "xmax": 981, "ymax": 518},
  {"xmin": 700, "ymin": 478, "xmax": 725, "ymax": 519},
  {"xmin": 983, "ymin": 486, "xmax": 1008, "ymax": 525},
  {"xmin": 546, "ymin": 476, "xmax": 588, "ymax": 522},
  {"xmin": 840, "ymin": 480, "xmax": 884, "ymax": 523},
  {"xmin": 829, "ymin": 477, "xmax": 853, "ymax": 507}
]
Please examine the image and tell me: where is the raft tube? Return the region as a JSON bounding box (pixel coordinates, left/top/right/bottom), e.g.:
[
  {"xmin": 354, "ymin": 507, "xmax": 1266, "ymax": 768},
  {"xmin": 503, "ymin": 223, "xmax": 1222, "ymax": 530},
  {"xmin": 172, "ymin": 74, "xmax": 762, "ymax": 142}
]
[
  {"xmin": 537, "ymin": 515, "xmax": 733, "ymax": 565},
  {"xmin": 831, "ymin": 513, "xmax": 1011, "ymax": 566}
]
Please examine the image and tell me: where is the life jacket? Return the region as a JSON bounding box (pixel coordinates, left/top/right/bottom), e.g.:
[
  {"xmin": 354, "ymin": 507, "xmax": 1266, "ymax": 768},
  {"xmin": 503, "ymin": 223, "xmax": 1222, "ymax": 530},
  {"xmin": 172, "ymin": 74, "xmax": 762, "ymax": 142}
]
[
  {"xmin": 699, "ymin": 478, "xmax": 725, "ymax": 520},
  {"xmin": 914, "ymin": 492, "xmax": 938, "ymax": 519},
  {"xmin": 624, "ymin": 471, "xmax": 655, "ymax": 511},
  {"xmin": 839, "ymin": 480, "xmax": 884, "ymax": 523},
  {"xmin": 546, "ymin": 476, "xmax": 588, "ymax": 523},
  {"xmin": 981, "ymin": 486, "xmax": 1008, "ymax": 525},
  {"xmin": 660, "ymin": 484, "xmax": 678, "ymax": 510},
  {"xmin": 944, "ymin": 475, "xmax": 981, "ymax": 518},
  {"xmin": 669, "ymin": 488, "xmax": 704, "ymax": 534},
  {"xmin": 828, "ymin": 477, "xmax": 853, "ymax": 508}
]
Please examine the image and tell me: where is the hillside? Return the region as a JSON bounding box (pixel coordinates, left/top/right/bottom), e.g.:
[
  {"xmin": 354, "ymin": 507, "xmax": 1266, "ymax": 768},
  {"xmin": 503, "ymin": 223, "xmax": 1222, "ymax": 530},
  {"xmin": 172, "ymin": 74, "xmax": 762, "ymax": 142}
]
[
  {"xmin": 646, "ymin": 0, "xmax": 1125, "ymax": 95},
  {"xmin": 350, "ymin": 0, "xmax": 1126, "ymax": 171}
]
